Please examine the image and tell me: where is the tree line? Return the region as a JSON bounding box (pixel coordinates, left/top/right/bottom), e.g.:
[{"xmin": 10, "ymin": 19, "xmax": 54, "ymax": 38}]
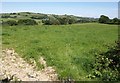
[
  {"xmin": 1, "ymin": 19, "xmax": 38, "ymax": 26},
  {"xmin": 1, "ymin": 12, "xmax": 119, "ymax": 26},
  {"xmin": 1, "ymin": 12, "xmax": 98, "ymax": 26},
  {"xmin": 99, "ymin": 15, "xmax": 120, "ymax": 25},
  {"xmin": 42, "ymin": 15, "xmax": 77, "ymax": 25}
]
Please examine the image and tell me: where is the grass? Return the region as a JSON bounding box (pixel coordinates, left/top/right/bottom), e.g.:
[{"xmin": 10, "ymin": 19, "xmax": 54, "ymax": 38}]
[{"xmin": 2, "ymin": 23, "xmax": 118, "ymax": 80}]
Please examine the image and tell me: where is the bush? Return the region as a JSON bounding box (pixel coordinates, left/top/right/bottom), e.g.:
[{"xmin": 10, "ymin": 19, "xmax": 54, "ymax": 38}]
[
  {"xmin": 31, "ymin": 15, "xmax": 48, "ymax": 19},
  {"xmin": 59, "ymin": 16, "xmax": 69, "ymax": 25},
  {"xmin": 42, "ymin": 19, "xmax": 51, "ymax": 25},
  {"xmin": 10, "ymin": 13, "xmax": 16, "ymax": 15},
  {"xmin": 99, "ymin": 15, "xmax": 120, "ymax": 25},
  {"xmin": 112, "ymin": 18, "xmax": 120, "ymax": 25},
  {"xmin": 42, "ymin": 15, "xmax": 77, "ymax": 25},
  {"xmin": 89, "ymin": 41, "xmax": 120, "ymax": 81},
  {"xmin": 42, "ymin": 16, "xmax": 60, "ymax": 25},
  {"xmin": 2, "ymin": 20, "xmax": 18, "ymax": 26},
  {"xmin": 99, "ymin": 15, "xmax": 110, "ymax": 24},
  {"xmin": 18, "ymin": 19, "xmax": 38, "ymax": 25},
  {"xmin": 68, "ymin": 17, "xmax": 76, "ymax": 24},
  {"xmin": 1, "ymin": 14, "xmax": 10, "ymax": 18}
]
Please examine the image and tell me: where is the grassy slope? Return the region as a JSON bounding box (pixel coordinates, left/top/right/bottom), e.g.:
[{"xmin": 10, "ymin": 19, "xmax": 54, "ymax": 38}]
[{"xmin": 2, "ymin": 23, "xmax": 118, "ymax": 80}]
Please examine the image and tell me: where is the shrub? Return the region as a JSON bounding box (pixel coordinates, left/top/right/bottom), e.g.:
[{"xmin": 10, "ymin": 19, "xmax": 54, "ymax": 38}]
[
  {"xmin": 89, "ymin": 41, "xmax": 120, "ymax": 81},
  {"xmin": 68, "ymin": 17, "xmax": 76, "ymax": 24},
  {"xmin": 18, "ymin": 19, "xmax": 38, "ymax": 25},
  {"xmin": 99, "ymin": 15, "xmax": 110, "ymax": 24},
  {"xmin": 10, "ymin": 13, "xmax": 16, "ymax": 15},
  {"xmin": 1, "ymin": 14, "xmax": 10, "ymax": 18},
  {"xmin": 60, "ymin": 17, "xmax": 69, "ymax": 25},
  {"xmin": 42, "ymin": 16, "xmax": 60, "ymax": 25},
  {"xmin": 2, "ymin": 20, "xmax": 18, "ymax": 26},
  {"xmin": 31, "ymin": 15, "xmax": 48, "ymax": 19},
  {"xmin": 112, "ymin": 18, "xmax": 120, "ymax": 25},
  {"xmin": 42, "ymin": 15, "xmax": 77, "ymax": 25},
  {"xmin": 99, "ymin": 15, "xmax": 120, "ymax": 25},
  {"xmin": 42, "ymin": 19, "xmax": 51, "ymax": 25}
]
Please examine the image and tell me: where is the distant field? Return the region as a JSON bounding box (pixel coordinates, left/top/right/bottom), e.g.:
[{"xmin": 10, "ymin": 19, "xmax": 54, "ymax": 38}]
[{"xmin": 2, "ymin": 23, "xmax": 118, "ymax": 80}]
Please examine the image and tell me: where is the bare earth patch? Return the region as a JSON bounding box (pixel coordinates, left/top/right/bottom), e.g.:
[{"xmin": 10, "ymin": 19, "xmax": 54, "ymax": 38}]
[{"xmin": 0, "ymin": 48, "xmax": 58, "ymax": 81}]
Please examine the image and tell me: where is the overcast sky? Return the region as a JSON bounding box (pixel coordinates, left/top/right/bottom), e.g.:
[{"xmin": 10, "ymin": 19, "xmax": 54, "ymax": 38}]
[{"xmin": 1, "ymin": 2, "xmax": 118, "ymax": 18}]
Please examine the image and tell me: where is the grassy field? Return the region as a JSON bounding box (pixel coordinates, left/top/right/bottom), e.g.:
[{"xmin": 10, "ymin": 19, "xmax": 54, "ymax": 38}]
[{"xmin": 2, "ymin": 23, "xmax": 118, "ymax": 80}]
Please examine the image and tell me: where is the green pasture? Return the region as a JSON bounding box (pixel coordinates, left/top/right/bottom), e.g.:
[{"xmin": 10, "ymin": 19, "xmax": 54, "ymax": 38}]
[{"xmin": 2, "ymin": 23, "xmax": 118, "ymax": 80}]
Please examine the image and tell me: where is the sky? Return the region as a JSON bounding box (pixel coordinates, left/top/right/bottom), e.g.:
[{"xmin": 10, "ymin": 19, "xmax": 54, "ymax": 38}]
[
  {"xmin": 1, "ymin": 2, "xmax": 118, "ymax": 18},
  {"xmin": 1, "ymin": 0, "xmax": 119, "ymax": 2}
]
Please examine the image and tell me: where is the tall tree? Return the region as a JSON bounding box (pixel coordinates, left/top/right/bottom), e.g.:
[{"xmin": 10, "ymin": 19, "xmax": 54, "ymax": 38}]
[{"xmin": 99, "ymin": 15, "xmax": 110, "ymax": 24}]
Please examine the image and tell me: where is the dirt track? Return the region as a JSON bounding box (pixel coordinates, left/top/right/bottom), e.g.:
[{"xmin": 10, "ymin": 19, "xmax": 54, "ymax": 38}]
[{"xmin": 0, "ymin": 48, "xmax": 58, "ymax": 81}]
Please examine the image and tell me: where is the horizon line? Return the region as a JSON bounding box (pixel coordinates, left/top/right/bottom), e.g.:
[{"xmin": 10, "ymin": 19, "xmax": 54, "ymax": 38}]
[{"xmin": 1, "ymin": 11, "xmax": 117, "ymax": 19}]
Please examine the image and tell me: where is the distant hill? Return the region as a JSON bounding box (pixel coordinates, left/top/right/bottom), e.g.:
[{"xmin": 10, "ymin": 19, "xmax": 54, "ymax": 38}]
[{"xmin": 0, "ymin": 12, "xmax": 98, "ymax": 24}]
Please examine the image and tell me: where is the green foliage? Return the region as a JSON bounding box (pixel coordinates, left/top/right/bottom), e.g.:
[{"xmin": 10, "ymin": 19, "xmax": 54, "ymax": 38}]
[
  {"xmin": 112, "ymin": 18, "xmax": 120, "ymax": 25},
  {"xmin": 42, "ymin": 16, "xmax": 60, "ymax": 25},
  {"xmin": 1, "ymin": 12, "xmax": 98, "ymax": 25},
  {"xmin": 99, "ymin": 15, "xmax": 120, "ymax": 25},
  {"xmin": 90, "ymin": 41, "xmax": 120, "ymax": 81},
  {"xmin": 42, "ymin": 19, "xmax": 50, "ymax": 25},
  {"xmin": 1, "ymin": 19, "xmax": 38, "ymax": 26},
  {"xmin": 10, "ymin": 13, "xmax": 16, "ymax": 15},
  {"xmin": 42, "ymin": 15, "xmax": 77, "ymax": 25},
  {"xmin": 68, "ymin": 17, "xmax": 75, "ymax": 24},
  {"xmin": 76, "ymin": 17, "xmax": 98, "ymax": 23},
  {"xmin": 99, "ymin": 15, "xmax": 110, "ymax": 24},
  {"xmin": 2, "ymin": 20, "xmax": 18, "ymax": 26},
  {"xmin": 30, "ymin": 14, "xmax": 48, "ymax": 19},
  {"xmin": 59, "ymin": 16, "xmax": 69, "ymax": 25},
  {"xmin": 18, "ymin": 19, "xmax": 38, "ymax": 25},
  {"xmin": 1, "ymin": 14, "xmax": 10, "ymax": 18}
]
